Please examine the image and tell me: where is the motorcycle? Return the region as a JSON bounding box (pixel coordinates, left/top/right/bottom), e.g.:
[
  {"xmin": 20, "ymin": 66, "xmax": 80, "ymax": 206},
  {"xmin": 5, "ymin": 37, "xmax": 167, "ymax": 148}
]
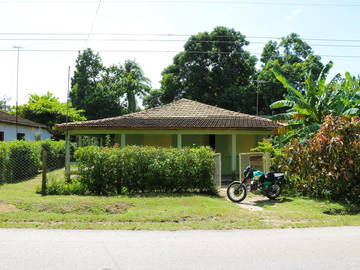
[{"xmin": 226, "ymin": 166, "xmax": 285, "ymax": 203}]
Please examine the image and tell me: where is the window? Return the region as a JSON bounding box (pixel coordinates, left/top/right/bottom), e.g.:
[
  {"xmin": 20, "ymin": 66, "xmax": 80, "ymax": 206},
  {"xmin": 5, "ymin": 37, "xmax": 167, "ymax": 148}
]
[
  {"xmin": 17, "ymin": 133, "xmax": 25, "ymax": 140},
  {"xmin": 0, "ymin": 132, "xmax": 4, "ymax": 141}
]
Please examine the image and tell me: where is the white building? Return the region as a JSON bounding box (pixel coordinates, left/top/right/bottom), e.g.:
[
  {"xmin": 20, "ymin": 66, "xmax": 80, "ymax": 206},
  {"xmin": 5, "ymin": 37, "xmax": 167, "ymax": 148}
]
[{"xmin": 0, "ymin": 111, "xmax": 51, "ymax": 141}]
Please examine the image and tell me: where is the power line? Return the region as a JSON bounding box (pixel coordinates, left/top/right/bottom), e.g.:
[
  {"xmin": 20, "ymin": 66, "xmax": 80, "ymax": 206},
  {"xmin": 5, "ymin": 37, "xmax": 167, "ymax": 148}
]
[
  {"xmin": 1, "ymin": 33, "xmax": 360, "ymax": 43},
  {"xmin": 1, "ymin": 37, "xmax": 360, "ymax": 48},
  {"xmin": 0, "ymin": 48, "xmax": 359, "ymax": 58},
  {"xmin": 0, "ymin": 0, "xmax": 360, "ymax": 7},
  {"xmin": 85, "ymin": 0, "xmax": 102, "ymax": 47}
]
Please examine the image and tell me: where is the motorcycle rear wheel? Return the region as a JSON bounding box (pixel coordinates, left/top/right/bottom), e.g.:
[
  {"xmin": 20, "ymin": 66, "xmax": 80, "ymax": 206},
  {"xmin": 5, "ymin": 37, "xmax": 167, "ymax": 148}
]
[
  {"xmin": 266, "ymin": 183, "xmax": 281, "ymax": 199},
  {"xmin": 227, "ymin": 182, "xmax": 247, "ymax": 203}
]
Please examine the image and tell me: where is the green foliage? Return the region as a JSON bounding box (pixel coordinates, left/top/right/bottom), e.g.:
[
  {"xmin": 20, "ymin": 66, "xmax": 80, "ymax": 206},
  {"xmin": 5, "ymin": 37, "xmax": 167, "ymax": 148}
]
[
  {"xmin": 0, "ymin": 140, "xmax": 67, "ymax": 183},
  {"xmin": 0, "ymin": 96, "xmax": 11, "ymax": 112},
  {"xmin": 257, "ymin": 33, "xmax": 324, "ymax": 115},
  {"xmin": 74, "ymin": 146, "xmax": 216, "ymax": 195},
  {"xmin": 70, "ymin": 49, "xmax": 150, "ymax": 119},
  {"xmin": 271, "ymin": 62, "xmax": 360, "ymax": 140},
  {"xmin": 41, "ymin": 140, "xmax": 66, "ymax": 170},
  {"xmin": 277, "ymin": 116, "xmax": 360, "ymax": 204},
  {"xmin": 143, "ymin": 89, "xmax": 164, "ymax": 109},
  {"xmin": 41, "ymin": 177, "xmax": 86, "ymax": 195},
  {"xmin": 14, "ymin": 92, "xmax": 85, "ymax": 128},
  {"xmin": 251, "ymin": 138, "xmax": 284, "ymax": 167},
  {"xmin": 157, "ymin": 26, "xmax": 257, "ymax": 113},
  {"xmin": 121, "ymin": 60, "xmax": 151, "ymax": 112}
]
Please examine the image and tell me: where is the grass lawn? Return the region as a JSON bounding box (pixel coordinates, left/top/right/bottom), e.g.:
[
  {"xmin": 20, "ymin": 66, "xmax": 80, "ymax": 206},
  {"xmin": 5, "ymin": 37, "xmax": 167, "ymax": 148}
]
[{"xmin": 0, "ymin": 169, "xmax": 359, "ymax": 230}]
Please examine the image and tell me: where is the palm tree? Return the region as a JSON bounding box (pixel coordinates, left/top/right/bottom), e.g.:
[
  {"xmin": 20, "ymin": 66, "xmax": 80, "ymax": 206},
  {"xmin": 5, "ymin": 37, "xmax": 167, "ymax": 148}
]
[{"xmin": 122, "ymin": 60, "xmax": 151, "ymax": 113}]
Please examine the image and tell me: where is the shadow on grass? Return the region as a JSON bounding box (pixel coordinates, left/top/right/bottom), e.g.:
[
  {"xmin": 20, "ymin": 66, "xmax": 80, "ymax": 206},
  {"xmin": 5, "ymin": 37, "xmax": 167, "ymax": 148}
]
[
  {"xmin": 254, "ymin": 197, "xmax": 293, "ymax": 207},
  {"xmin": 324, "ymin": 206, "xmax": 360, "ymax": 216}
]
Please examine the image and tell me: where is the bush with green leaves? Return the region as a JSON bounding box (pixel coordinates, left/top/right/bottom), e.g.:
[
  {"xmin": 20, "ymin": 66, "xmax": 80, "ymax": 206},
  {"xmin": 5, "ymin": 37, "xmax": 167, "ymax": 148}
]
[
  {"xmin": 277, "ymin": 116, "xmax": 360, "ymax": 204},
  {"xmin": 0, "ymin": 140, "xmax": 67, "ymax": 183},
  {"xmin": 74, "ymin": 145, "xmax": 216, "ymax": 195}
]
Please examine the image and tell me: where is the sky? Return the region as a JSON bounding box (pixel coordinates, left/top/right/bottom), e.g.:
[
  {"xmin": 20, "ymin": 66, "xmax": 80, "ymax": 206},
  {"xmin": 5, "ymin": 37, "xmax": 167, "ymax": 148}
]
[{"xmin": 0, "ymin": 0, "xmax": 359, "ymax": 106}]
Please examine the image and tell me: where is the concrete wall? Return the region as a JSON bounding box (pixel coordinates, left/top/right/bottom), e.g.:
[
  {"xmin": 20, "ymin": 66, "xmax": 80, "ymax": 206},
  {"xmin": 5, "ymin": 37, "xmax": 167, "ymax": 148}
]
[{"xmin": 0, "ymin": 123, "xmax": 51, "ymax": 141}]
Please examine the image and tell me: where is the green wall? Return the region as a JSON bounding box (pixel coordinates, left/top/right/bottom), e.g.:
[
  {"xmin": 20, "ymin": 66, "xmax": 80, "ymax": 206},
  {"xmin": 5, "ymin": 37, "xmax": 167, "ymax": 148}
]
[{"xmin": 112, "ymin": 133, "xmax": 263, "ymax": 176}]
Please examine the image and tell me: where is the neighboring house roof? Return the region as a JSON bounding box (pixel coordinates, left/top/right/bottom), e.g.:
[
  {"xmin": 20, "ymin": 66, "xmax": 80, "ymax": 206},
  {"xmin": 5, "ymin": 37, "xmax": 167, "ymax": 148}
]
[
  {"xmin": 56, "ymin": 98, "xmax": 281, "ymax": 130},
  {"xmin": 0, "ymin": 111, "xmax": 48, "ymax": 129}
]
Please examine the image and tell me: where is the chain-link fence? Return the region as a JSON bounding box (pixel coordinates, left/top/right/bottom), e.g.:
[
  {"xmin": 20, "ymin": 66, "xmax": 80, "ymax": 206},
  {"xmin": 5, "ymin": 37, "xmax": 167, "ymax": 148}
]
[{"xmin": 0, "ymin": 141, "xmax": 66, "ymax": 185}]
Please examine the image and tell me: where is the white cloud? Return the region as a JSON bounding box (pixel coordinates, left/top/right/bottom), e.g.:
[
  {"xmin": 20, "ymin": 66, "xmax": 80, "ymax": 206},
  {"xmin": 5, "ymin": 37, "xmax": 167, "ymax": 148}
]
[{"xmin": 285, "ymin": 7, "xmax": 304, "ymax": 22}]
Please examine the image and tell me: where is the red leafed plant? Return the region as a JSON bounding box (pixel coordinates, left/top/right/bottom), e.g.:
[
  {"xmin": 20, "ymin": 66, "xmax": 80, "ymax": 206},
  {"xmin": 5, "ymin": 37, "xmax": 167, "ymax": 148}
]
[{"xmin": 277, "ymin": 115, "xmax": 360, "ymax": 203}]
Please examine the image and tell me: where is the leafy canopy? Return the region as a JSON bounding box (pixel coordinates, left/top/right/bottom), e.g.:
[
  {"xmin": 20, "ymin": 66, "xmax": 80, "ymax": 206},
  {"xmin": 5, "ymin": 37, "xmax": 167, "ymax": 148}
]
[
  {"xmin": 270, "ymin": 61, "xmax": 360, "ymax": 140},
  {"xmin": 256, "ymin": 33, "xmax": 324, "ymax": 115},
  {"xmin": 15, "ymin": 92, "xmax": 85, "ymax": 128},
  {"xmin": 70, "ymin": 49, "xmax": 150, "ymax": 119},
  {"xmin": 154, "ymin": 26, "xmax": 257, "ymax": 113}
]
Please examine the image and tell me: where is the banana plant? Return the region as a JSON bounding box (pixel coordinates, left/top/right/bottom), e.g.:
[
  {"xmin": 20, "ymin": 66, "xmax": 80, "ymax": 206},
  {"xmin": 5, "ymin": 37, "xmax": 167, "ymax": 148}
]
[{"xmin": 270, "ymin": 61, "xmax": 360, "ymax": 140}]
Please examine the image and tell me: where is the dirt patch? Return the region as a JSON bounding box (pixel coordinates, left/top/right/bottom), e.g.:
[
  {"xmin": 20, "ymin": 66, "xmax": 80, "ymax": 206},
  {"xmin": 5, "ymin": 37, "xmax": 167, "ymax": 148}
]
[
  {"xmin": 26, "ymin": 201, "xmax": 134, "ymax": 215},
  {"xmin": 219, "ymin": 188, "xmax": 265, "ymax": 212},
  {"xmin": 0, "ymin": 200, "xmax": 19, "ymax": 213},
  {"xmin": 105, "ymin": 202, "xmax": 135, "ymax": 214}
]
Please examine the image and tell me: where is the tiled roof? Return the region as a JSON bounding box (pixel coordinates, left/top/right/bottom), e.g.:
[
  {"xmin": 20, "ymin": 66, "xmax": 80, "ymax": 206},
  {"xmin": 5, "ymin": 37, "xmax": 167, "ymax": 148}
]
[
  {"xmin": 0, "ymin": 111, "xmax": 48, "ymax": 129},
  {"xmin": 56, "ymin": 99, "xmax": 281, "ymax": 130}
]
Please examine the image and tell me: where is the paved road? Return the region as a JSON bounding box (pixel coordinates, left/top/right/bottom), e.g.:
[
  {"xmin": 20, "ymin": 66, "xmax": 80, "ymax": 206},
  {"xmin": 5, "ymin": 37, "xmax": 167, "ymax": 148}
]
[{"xmin": 0, "ymin": 227, "xmax": 359, "ymax": 270}]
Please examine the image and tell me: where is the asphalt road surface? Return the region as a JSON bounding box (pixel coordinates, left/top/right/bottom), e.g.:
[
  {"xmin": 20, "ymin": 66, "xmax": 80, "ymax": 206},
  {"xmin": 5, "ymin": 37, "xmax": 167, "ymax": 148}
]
[{"xmin": 0, "ymin": 227, "xmax": 359, "ymax": 270}]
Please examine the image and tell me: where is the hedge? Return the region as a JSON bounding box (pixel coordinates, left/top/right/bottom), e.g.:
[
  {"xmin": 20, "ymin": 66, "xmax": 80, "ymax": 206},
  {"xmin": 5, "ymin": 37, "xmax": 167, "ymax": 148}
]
[
  {"xmin": 0, "ymin": 140, "xmax": 66, "ymax": 183},
  {"xmin": 75, "ymin": 145, "xmax": 216, "ymax": 195},
  {"xmin": 277, "ymin": 116, "xmax": 360, "ymax": 204}
]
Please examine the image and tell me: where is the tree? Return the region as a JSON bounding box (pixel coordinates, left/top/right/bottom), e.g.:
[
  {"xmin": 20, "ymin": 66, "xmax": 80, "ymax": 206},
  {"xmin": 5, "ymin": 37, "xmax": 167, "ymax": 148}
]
[
  {"xmin": 143, "ymin": 89, "xmax": 164, "ymax": 109},
  {"xmin": 256, "ymin": 33, "xmax": 324, "ymax": 115},
  {"xmin": 121, "ymin": 60, "xmax": 151, "ymax": 113},
  {"xmin": 15, "ymin": 92, "xmax": 86, "ymax": 128},
  {"xmin": 158, "ymin": 26, "xmax": 257, "ymax": 113},
  {"xmin": 70, "ymin": 48, "xmax": 126, "ymax": 120},
  {"xmin": 0, "ymin": 96, "xmax": 11, "ymax": 112},
  {"xmin": 270, "ymin": 61, "xmax": 360, "ymax": 140}
]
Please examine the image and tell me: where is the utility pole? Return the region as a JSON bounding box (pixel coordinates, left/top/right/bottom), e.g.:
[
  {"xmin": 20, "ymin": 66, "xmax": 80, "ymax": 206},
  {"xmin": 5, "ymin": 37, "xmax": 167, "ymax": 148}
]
[
  {"xmin": 250, "ymin": 80, "xmax": 268, "ymax": 116},
  {"xmin": 13, "ymin": 46, "xmax": 22, "ymax": 136}
]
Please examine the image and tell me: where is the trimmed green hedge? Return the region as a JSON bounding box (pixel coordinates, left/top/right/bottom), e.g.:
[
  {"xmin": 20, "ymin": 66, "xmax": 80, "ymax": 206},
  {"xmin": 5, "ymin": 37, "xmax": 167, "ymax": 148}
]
[
  {"xmin": 0, "ymin": 140, "xmax": 66, "ymax": 183},
  {"xmin": 75, "ymin": 146, "xmax": 216, "ymax": 195}
]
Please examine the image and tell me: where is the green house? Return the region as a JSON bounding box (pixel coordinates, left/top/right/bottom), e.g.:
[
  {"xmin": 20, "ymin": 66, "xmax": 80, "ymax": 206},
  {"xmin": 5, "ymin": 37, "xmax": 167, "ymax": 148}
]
[{"xmin": 57, "ymin": 99, "xmax": 280, "ymax": 177}]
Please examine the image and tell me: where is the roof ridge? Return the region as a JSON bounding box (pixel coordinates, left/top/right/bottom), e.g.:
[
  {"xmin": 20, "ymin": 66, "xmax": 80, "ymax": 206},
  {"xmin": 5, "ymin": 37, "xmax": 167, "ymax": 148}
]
[
  {"xmin": 0, "ymin": 110, "xmax": 48, "ymax": 128},
  {"xmin": 56, "ymin": 98, "xmax": 278, "ymax": 128}
]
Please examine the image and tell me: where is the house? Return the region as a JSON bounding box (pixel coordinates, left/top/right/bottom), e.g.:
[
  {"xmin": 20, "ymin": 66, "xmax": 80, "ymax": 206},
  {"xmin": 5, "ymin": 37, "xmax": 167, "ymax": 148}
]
[
  {"xmin": 0, "ymin": 111, "xmax": 51, "ymax": 141},
  {"xmin": 56, "ymin": 99, "xmax": 281, "ymax": 176}
]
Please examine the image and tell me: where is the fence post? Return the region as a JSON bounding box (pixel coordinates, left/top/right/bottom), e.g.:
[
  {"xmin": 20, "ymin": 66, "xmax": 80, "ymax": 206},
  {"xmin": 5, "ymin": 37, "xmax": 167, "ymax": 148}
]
[
  {"xmin": 41, "ymin": 147, "xmax": 47, "ymax": 196},
  {"xmin": 65, "ymin": 130, "xmax": 71, "ymax": 182}
]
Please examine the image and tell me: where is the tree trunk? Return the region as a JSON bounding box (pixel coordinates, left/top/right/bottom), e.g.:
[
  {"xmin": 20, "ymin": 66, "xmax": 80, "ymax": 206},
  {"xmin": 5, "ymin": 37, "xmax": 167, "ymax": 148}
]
[{"xmin": 127, "ymin": 92, "xmax": 136, "ymax": 113}]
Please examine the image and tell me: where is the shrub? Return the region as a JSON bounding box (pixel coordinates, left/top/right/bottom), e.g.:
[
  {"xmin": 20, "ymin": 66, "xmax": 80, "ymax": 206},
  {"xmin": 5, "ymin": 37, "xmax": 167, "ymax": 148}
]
[
  {"xmin": 41, "ymin": 140, "xmax": 66, "ymax": 170},
  {"xmin": 277, "ymin": 116, "xmax": 360, "ymax": 204},
  {"xmin": 75, "ymin": 145, "xmax": 216, "ymax": 195}
]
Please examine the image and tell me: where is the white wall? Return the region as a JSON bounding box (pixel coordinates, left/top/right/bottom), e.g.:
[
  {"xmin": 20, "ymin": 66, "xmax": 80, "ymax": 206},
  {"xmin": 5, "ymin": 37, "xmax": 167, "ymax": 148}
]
[{"xmin": 0, "ymin": 123, "xmax": 51, "ymax": 141}]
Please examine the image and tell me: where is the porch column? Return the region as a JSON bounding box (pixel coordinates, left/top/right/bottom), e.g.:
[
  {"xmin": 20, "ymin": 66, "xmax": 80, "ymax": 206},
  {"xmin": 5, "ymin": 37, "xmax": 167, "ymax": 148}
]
[
  {"xmin": 99, "ymin": 136, "xmax": 104, "ymax": 147},
  {"xmin": 65, "ymin": 131, "xmax": 71, "ymax": 182},
  {"xmin": 121, "ymin": 134, "xmax": 126, "ymax": 147},
  {"xmin": 177, "ymin": 134, "xmax": 182, "ymax": 148},
  {"xmin": 231, "ymin": 134, "xmax": 237, "ymax": 179},
  {"xmin": 78, "ymin": 136, "xmax": 83, "ymax": 147}
]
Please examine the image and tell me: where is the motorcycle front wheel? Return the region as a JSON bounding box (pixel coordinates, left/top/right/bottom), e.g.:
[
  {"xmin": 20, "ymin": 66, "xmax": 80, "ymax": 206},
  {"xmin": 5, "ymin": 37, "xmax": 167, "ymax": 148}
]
[
  {"xmin": 227, "ymin": 182, "xmax": 247, "ymax": 203},
  {"xmin": 266, "ymin": 183, "xmax": 281, "ymax": 199}
]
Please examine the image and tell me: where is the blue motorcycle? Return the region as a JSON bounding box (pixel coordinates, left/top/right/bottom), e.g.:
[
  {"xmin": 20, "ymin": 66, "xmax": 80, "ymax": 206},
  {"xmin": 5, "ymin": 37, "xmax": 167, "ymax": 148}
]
[{"xmin": 226, "ymin": 166, "xmax": 285, "ymax": 203}]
